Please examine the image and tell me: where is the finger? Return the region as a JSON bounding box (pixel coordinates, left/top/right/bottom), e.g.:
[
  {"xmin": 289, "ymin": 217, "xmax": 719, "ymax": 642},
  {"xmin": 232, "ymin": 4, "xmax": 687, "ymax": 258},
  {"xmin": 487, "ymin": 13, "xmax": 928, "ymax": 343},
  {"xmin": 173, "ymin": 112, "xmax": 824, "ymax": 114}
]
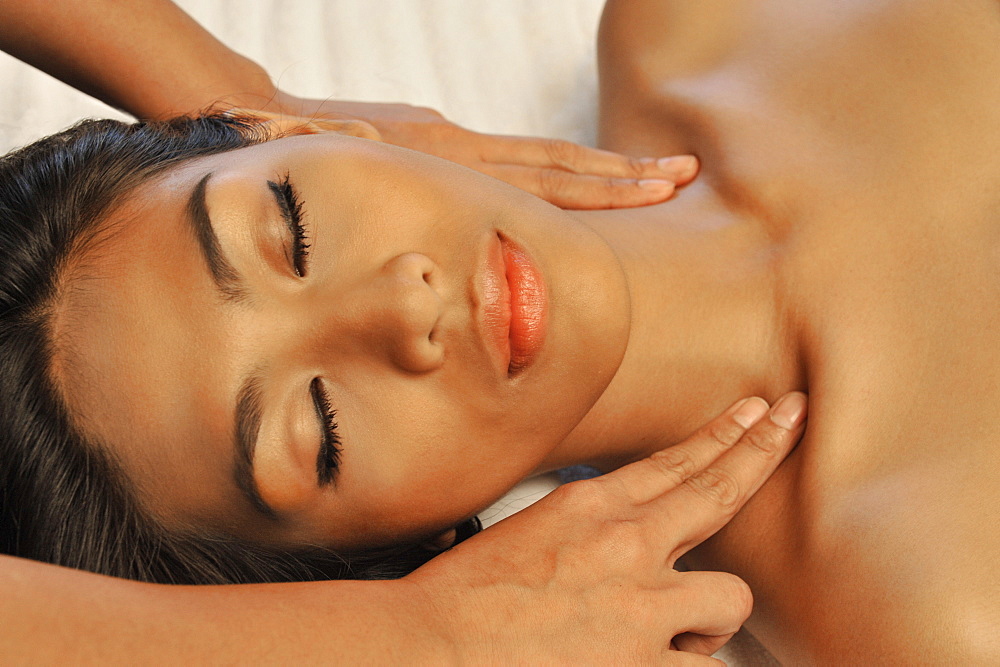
[
  {"xmin": 672, "ymin": 631, "xmax": 736, "ymax": 657},
  {"xmin": 276, "ymin": 117, "xmax": 382, "ymax": 140},
  {"xmin": 668, "ymin": 571, "xmax": 753, "ymax": 652},
  {"xmin": 654, "ymin": 392, "xmax": 807, "ymax": 561},
  {"xmin": 486, "ymin": 164, "xmax": 678, "ymax": 209},
  {"xmin": 218, "ymin": 108, "xmax": 382, "ymax": 141},
  {"xmin": 600, "ymin": 397, "xmax": 771, "ymax": 505},
  {"xmin": 307, "ymin": 118, "xmax": 382, "ymax": 140},
  {"xmin": 479, "ymin": 135, "xmax": 699, "ymax": 184},
  {"xmin": 663, "ymin": 651, "xmax": 726, "ymax": 666}
]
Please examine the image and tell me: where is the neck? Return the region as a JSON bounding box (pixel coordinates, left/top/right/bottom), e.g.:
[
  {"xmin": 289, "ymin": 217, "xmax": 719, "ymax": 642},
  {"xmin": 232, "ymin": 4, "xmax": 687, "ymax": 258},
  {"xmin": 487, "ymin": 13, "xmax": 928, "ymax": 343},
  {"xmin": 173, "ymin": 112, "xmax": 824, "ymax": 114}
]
[{"xmin": 541, "ymin": 183, "xmax": 806, "ymax": 471}]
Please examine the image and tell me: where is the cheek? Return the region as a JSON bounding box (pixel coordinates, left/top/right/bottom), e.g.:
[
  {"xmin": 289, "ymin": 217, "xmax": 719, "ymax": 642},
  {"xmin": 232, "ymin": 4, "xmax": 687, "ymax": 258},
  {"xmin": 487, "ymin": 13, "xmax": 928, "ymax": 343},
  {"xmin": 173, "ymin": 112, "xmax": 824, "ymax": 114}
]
[{"xmin": 330, "ymin": 380, "xmax": 538, "ymax": 541}]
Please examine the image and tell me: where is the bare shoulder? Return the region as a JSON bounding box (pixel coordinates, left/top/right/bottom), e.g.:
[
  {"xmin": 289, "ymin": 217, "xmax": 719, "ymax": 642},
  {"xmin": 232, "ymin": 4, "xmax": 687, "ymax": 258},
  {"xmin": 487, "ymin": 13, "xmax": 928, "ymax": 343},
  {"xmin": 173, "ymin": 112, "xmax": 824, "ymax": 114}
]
[
  {"xmin": 696, "ymin": 415, "xmax": 1000, "ymax": 662},
  {"xmin": 800, "ymin": 454, "xmax": 1000, "ymax": 662},
  {"xmin": 597, "ymin": 0, "xmax": 745, "ymax": 155},
  {"xmin": 597, "ymin": 0, "xmax": 1000, "ymax": 661},
  {"xmin": 766, "ymin": 291, "xmax": 1000, "ymax": 661},
  {"xmin": 597, "ymin": 0, "xmax": 1000, "ymax": 159}
]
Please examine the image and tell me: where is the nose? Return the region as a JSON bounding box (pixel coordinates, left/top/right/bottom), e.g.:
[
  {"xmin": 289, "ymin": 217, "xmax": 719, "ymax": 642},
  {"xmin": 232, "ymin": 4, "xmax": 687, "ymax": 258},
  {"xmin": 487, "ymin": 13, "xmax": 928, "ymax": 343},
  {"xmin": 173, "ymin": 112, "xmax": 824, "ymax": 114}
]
[{"xmin": 328, "ymin": 252, "xmax": 445, "ymax": 373}]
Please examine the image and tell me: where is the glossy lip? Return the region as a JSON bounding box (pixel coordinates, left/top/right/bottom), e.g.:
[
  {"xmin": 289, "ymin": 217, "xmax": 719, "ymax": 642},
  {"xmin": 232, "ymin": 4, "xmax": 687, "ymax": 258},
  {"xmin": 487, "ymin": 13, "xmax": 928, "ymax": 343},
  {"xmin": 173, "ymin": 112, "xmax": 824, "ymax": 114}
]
[
  {"xmin": 480, "ymin": 235, "xmax": 512, "ymax": 375},
  {"xmin": 501, "ymin": 235, "xmax": 547, "ymax": 375},
  {"xmin": 478, "ymin": 233, "xmax": 548, "ymax": 377}
]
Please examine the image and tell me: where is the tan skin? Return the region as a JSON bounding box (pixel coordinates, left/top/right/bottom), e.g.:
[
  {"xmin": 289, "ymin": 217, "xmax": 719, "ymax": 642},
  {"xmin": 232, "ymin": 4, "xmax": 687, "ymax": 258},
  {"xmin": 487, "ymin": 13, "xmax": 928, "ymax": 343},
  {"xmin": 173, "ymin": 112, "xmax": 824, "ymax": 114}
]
[
  {"xmin": 54, "ymin": 136, "xmax": 633, "ymax": 548},
  {"xmin": 0, "ymin": 0, "xmax": 811, "ymax": 662},
  {"xmin": 592, "ymin": 0, "xmax": 1000, "ymax": 662},
  {"xmin": 41, "ymin": 0, "xmax": 1000, "ymax": 662},
  {"xmin": 1, "ymin": 400, "xmax": 807, "ymax": 663}
]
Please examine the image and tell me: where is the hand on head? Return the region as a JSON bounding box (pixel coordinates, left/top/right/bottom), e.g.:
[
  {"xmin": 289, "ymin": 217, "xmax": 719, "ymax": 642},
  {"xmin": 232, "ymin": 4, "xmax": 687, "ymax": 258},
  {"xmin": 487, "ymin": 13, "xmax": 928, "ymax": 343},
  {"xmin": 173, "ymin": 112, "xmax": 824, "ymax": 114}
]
[
  {"xmin": 256, "ymin": 95, "xmax": 700, "ymax": 210},
  {"xmin": 217, "ymin": 106, "xmax": 383, "ymax": 141},
  {"xmin": 406, "ymin": 392, "xmax": 807, "ymax": 663}
]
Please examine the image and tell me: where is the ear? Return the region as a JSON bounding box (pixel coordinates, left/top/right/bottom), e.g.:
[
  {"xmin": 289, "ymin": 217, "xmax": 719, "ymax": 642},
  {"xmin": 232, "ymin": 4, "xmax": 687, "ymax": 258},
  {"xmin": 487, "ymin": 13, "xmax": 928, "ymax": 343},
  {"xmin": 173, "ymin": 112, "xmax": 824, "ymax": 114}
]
[{"xmin": 421, "ymin": 528, "xmax": 458, "ymax": 552}]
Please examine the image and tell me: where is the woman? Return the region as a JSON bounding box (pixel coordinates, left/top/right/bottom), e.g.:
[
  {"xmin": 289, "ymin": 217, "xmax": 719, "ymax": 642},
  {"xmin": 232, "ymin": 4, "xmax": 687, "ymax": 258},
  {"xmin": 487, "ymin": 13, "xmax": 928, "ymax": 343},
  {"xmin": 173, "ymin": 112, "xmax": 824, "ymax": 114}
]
[
  {"xmin": 2, "ymin": 0, "xmax": 997, "ymax": 663},
  {"xmin": 1, "ymin": 1, "xmax": 780, "ymax": 662}
]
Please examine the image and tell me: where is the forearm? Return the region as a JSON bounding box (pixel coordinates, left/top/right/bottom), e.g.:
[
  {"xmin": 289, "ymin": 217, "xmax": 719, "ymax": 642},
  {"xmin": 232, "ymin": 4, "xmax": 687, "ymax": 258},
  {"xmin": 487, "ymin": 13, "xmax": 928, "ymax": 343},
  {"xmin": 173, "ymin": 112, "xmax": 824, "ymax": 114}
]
[
  {"xmin": 0, "ymin": 554, "xmax": 452, "ymax": 663},
  {"xmin": 0, "ymin": 398, "xmax": 804, "ymax": 662},
  {"xmin": 0, "ymin": 0, "xmax": 276, "ymax": 119}
]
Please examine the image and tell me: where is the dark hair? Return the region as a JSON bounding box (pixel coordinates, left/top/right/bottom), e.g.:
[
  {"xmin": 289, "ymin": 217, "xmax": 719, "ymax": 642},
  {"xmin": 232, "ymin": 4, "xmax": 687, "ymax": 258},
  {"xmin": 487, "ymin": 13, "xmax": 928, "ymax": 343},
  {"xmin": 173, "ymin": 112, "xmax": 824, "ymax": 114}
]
[{"xmin": 0, "ymin": 115, "xmax": 478, "ymax": 584}]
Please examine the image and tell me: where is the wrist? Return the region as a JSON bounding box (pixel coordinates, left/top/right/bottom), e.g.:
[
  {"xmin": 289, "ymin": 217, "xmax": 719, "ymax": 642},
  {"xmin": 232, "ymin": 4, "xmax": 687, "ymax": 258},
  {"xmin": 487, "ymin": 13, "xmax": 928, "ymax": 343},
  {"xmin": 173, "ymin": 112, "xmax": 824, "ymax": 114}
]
[
  {"xmin": 405, "ymin": 557, "xmax": 518, "ymax": 664},
  {"xmin": 126, "ymin": 52, "xmax": 277, "ymax": 120},
  {"xmin": 397, "ymin": 575, "xmax": 467, "ymax": 663},
  {"xmin": 207, "ymin": 54, "xmax": 281, "ymax": 112}
]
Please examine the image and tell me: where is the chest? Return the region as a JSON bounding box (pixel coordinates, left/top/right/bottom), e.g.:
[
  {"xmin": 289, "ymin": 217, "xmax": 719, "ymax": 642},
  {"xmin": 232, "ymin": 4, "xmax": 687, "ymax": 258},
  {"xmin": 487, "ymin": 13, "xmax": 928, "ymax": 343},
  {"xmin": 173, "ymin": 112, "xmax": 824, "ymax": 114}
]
[{"xmin": 599, "ymin": 0, "xmax": 1000, "ymax": 234}]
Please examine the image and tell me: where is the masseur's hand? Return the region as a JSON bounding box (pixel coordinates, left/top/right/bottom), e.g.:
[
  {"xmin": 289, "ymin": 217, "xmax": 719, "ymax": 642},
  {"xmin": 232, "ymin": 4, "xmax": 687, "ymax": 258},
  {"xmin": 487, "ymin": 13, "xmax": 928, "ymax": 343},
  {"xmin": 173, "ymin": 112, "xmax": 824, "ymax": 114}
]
[
  {"xmin": 411, "ymin": 392, "xmax": 807, "ymax": 663},
  {"xmin": 262, "ymin": 94, "xmax": 700, "ymax": 210},
  {"xmin": 0, "ymin": 0, "xmax": 696, "ymax": 210}
]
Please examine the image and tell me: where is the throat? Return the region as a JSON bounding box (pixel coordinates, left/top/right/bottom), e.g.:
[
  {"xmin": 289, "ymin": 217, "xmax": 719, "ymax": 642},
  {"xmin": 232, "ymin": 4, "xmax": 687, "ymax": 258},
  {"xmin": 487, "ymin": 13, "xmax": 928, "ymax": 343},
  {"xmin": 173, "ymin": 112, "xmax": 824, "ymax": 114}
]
[{"xmin": 541, "ymin": 193, "xmax": 804, "ymax": 471}]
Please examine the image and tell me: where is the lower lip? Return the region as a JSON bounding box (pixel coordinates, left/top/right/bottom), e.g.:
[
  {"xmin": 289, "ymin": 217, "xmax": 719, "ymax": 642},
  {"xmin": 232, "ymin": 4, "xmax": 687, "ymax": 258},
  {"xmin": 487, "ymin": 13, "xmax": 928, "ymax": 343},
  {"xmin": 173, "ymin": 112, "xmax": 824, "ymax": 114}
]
[{"xmin": 500, "ymin": 236, "xmax": 547, "ymax": 375}]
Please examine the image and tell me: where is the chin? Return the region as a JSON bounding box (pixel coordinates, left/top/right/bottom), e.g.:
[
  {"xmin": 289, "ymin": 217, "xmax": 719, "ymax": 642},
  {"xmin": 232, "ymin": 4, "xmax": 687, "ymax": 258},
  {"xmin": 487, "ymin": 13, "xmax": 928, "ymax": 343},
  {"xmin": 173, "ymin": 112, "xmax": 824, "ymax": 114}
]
[{"xmin": 498, "ymin": 201, "xmax": 632, "ymax": 444}]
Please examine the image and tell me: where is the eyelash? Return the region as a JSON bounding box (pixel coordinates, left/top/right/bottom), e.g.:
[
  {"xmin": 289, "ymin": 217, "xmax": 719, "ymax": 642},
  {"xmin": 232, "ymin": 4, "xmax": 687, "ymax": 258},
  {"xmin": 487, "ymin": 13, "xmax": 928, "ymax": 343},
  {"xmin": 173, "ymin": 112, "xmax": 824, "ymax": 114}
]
[
  {"xmin": 271, "ymin": 177, "xmax": 338, "ymax": 485},
  {"xmin": 269, "ymin": 174, "xmax": 310, "ymax": 277},
  {"xmin": 310, "ymin": 378, "xmax": 342, "ymax": 486}
]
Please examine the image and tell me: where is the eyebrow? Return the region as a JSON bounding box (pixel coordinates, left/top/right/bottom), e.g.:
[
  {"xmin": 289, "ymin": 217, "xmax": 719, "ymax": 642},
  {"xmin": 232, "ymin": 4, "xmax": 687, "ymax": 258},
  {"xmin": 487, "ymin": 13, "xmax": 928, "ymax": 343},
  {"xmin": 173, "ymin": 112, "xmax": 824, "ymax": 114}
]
[
  {"xmin": 232, "ymin": 371, "xmax": 279, "ymax": 520},
  {"xmin": 187, "ymin": 172, "xmax": 248, "ymax": 302}
]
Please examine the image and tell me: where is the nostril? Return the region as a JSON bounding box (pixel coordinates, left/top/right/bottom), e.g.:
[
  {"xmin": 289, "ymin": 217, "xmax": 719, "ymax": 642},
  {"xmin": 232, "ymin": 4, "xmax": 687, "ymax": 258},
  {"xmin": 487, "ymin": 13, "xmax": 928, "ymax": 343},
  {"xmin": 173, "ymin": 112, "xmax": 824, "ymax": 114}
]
[
  {"xmin": 421, "ymin": 262, "xmax": 434, "ymax": 286},
  {"xmin": 386, "ymin": 252, "xmax": 437, "ymax": 286}
]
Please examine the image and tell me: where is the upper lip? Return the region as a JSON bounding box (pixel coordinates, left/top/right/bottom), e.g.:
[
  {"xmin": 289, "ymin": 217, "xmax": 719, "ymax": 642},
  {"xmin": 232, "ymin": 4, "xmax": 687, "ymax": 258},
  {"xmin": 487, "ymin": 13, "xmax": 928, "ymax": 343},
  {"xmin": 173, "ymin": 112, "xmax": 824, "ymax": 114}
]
[
  {"xmin": 474, "ymin": 232, "xmax": 547, "ymax": 378},
  {"xmin": 476, "ymin": 233, "xmax": 512, "ymax": 376}
]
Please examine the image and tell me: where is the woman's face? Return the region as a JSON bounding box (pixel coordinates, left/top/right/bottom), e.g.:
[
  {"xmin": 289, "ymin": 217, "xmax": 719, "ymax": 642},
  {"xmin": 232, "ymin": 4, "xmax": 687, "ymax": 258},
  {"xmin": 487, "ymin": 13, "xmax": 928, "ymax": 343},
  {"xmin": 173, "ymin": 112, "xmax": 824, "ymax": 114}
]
[{"xmin": 53, "ymin": 134, "xmax": 630, "ymax": 549}]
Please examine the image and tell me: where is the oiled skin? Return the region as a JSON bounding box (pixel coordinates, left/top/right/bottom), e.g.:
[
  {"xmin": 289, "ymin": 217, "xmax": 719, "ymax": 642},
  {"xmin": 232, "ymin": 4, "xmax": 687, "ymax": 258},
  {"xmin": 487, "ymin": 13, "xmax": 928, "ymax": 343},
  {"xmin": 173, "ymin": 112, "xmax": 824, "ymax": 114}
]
[{"xmin": 598, "ymin": 1, "xmax": 1000, "ymax": 662}]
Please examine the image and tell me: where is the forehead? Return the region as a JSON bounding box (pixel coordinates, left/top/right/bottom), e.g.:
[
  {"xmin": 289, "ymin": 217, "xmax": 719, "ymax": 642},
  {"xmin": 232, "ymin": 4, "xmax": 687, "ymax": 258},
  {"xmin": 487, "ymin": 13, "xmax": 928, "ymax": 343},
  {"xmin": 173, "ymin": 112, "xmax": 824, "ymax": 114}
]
[{"xmin": 49, "ymin": 155, "xmax": 246, "ymax": 526}]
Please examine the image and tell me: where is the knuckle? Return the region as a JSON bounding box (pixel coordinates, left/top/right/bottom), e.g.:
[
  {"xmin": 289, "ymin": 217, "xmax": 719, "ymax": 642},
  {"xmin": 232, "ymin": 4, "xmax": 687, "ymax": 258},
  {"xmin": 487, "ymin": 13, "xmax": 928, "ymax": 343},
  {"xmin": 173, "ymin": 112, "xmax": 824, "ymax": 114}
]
[
  {"xmin": 603, "ymin": 176, "xmax": 627, "ymax": 199},
  {"xmin": 589, "ymin": 177, "xmax": 619, "ymax": 208},
  {"xmin": 703, "ymin": 418, "xmax": 746, "ymax": 449},
  {"xmin": 646, "ymin": 447, "xmax": 698, "ymax": 484},
  {"xmin": 685, "ymin": 468, "xmax": 742, "ymax": 511},
  {"xmin": 544, "ymin": 139, "xmax": 581, "ymax": 170},
  {"xmin": 741, "ymin": 424, "xmax": 785, "ymax": 457},
  {"xmin": 536, "ymin": 167, "xmax": 571, "ymax": 197},
  {"xmin": 625, "ymin": 155, "xmax": 647, "ymax": 177},
  {"xmin": 552, "ymin": 478, "xmax": 610, "ymax": 514}
]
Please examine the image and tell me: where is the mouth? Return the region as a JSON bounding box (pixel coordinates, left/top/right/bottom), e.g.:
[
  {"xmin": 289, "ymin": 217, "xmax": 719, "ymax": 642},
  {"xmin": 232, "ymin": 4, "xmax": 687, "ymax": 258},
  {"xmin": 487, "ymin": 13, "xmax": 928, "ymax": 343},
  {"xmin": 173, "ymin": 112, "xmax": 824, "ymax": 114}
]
[{"xmin": 481, "ymin": 234, "xmax": 548, "ymax": 377}]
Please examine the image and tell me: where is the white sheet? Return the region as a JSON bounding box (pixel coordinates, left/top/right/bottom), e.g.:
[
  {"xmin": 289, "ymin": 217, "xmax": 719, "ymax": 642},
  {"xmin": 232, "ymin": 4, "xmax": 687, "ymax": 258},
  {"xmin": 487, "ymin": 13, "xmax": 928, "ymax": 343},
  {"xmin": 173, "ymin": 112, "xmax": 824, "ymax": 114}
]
[
  {"xmin": 0, "ymin": 0, "xmax": 605, "ymax": 152},
  {"xmin": 0, "ymin": 2, "xmax": 776, "ymax": 662}
]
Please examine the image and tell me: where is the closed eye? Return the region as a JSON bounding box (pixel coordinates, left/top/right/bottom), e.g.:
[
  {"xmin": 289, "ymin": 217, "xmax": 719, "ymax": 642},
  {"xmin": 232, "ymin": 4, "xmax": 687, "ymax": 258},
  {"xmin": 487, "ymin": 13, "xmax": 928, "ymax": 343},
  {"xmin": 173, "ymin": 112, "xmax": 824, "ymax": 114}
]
[
  {"xmin": 268, "ymin": 174, "xmax": 310, "ymax": 276},
  {"xmin": 310, "ymin": 378, "xmax": 342, "ymax": 487}
]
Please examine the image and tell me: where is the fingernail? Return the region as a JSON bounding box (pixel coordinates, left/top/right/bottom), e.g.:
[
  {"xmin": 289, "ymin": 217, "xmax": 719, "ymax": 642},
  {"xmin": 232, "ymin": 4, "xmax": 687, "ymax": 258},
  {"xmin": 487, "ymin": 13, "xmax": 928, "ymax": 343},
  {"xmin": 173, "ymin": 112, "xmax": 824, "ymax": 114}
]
[
  {"xmin": 657, "ymin": 155, "xmax": 699, "ymax": 179},
  {"xmin": 770, "ymin": 392, "xmax": 807, "ymax": 429},
  {"xmin": 638, "ymin": 179, "xmax": 675, "ymax": 192},
  {"xmin": 733, "ymin": 397, "xmax": 769, "ymax": 429}
]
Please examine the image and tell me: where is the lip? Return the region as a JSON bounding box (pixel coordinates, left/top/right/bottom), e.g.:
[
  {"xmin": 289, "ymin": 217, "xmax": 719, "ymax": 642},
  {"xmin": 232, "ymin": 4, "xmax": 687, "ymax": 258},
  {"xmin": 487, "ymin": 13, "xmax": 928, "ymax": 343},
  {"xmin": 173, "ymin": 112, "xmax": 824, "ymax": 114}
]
[{"xmin": 480, "ymin": 234, "xmax": 547, "ymax": 376}]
